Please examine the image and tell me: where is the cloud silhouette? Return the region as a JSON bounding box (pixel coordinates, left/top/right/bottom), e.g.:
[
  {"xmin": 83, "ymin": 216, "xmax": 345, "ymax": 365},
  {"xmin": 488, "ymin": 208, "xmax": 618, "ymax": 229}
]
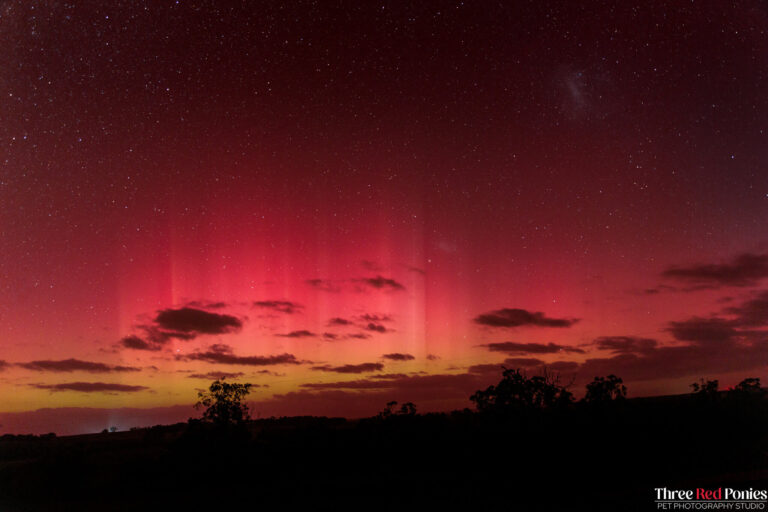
[
  {"xmin": 187, "ymin": 371, "xmax": 245, "ymax": 380},
  {"xmin": 311, "ymin": 362, "xmax": 384, "ymax": 374},
  {"xmin": 365, "ymin": 323, "xmax": 390, "ymax": 333},
  {"xmin": 358, "ymin": 313, "xmax": 393, "ymax": 323},
  {"xmin": 120, "ymin": 335, "xmax": 162, "ymax": 351},
  {"xmin": 154, "ymin": 307, "xmax": 242, "ymax": 335},
  {"xmin": 725, "ymin": 290, "xmax": 768, "ymax": 327},
  {"xmin": 474, "ymin": 308, "xmax": 579, "ymax": 328},
  {"xmin": 594, "ymin": 336, "xmax": 657, "ymax": 354},
  {"xmin": 356, "ymin": 276, "xmax": 405, "ymax": 291},
  {"xmin": 178, "ymin": 345, "xmax": 301, "ymax": 366},
  {"xmin": 666, "ymin": 317, "xmax": 737, "ymax": 344},
  {"xmin": 322, "ymin": 332, "xmax": 339, "ymax": 340},
  {"xmin": 382, "ymin": 353, "xmax": 415, "ymax": 361},
  {"xmin": 328, "ymin": 317, "xmax": 352, "ymax": 326},
  {"xmin": 0, "ymin": 360, "xmax": 9, "ymax": 371},
  {"xmin": 30, "ymin": 382, "xmax": 149, "ymax": 393},
  {"xmin": 17, "ymin": 359, "xmax": 141, "ymax": 373},
  {"xmin": 306, "ymin": 279, "xmax": 342, "ymax": 293},
  {"xmin": 253, "ymin": 300, "xmax": 303, "ymax": 314},
  {"xmin": 276, "ymin": 330, "xmax": 316, "ymax": 338},
  {"xmin": 662, "ymin": 253, "xmax": 768, "ymax": 287},
  {"xmin": 481, "ymin": 342, "xmax": 584, "ymax": 354},
  {"xmin": 347, "ymin": 333, "xmax": 372, "ymax": 340}
]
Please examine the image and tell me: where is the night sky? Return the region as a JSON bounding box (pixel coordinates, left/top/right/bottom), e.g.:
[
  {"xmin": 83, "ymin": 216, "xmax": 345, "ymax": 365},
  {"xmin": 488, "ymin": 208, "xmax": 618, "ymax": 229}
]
[{"xmin": 2, "ymin": 0, "xmax": 768, "ymax": 434}]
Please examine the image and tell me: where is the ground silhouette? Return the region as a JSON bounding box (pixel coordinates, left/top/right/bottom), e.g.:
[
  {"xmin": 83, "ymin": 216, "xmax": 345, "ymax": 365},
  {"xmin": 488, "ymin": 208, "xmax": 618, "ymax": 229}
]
[{"xmin": 0, "ymin": 371, "xmax": 765, "ymax": 511}]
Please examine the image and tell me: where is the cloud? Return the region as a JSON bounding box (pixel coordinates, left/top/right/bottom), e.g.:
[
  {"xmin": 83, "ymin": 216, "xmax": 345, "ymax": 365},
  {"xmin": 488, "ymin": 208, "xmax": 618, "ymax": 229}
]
[
  {"xmin": 0, "ymin": 360, "xmax": 9, "ymax": 371},
  {"xmin": 17, "ymin": 359, "xmax": 141, "ymax": 373},
  {"xmin": 120, "ymin": 335, "xmax": 162, "ymax": 351},
  {"xmin": 474, "ymin": 308, "xmax": 579, "ymax": 328},
  {"xmin": 382, "ymin": 353, "xmax": 415, "ymax": 361},
  {"xmin": 306, "ymin": 279, "xmax": 341, "ymax": 293},
  {"xmin": 358, "ymin": 313, "xmax": 393, "ymax": 323},
  {"xmin": 426, "ymin": 354, "xmax": 440, "ymax": 361},
  {"xmin": 666, "ymin": 317, "xmax": 737, "ymax": 344},
  {"xmin": 725, "ymin": 290, "xmax": 768, "ymax": 327},
  {"xmin": 355, "ymin": 276, "xmax": 405, "ymax": 291},
  {"xmin": 276, "ymin": 330, "xmax": 316, "ymax": 338},
  {"xmin": 185, "ymin": 301, "xmax": 228, "ymax": 309},
  {"xmin": 311, "ymin": 362, "xmax": 384, "ymax": 374},
  {"xmin": 365, "ymin": 323, "xmax": 390, "ymax": 333},
  {"xmin": 662, "ymin": 253, "xmax": 768, "ymax": 288},
  {"xmin": 253, "ymin": 300, "xmax": 303, "ymax": 314},
  {"xmin": 187, "ymin": 371, "xmax": 245, "ymax": 380},
  {"xmin": 178, "ymin": 345, "xmax": 301, "ymax": 366},
  {"xmin": 154, "ymin": 307, "xmax": 242, "ymax": 335},
  {"xmin": 30, "ymin": 382, "xmax": 149, "ymax": 393},
  {"xmin": 361, "ymin": 260, "xmax": 383, "ymax": 272},
  {"xmin": 481, "ymin": 342, "xmax": 584, "ymax": 354},
  {"xmin": 322, "ymin": 332, "xmax": 339, "ymax": 340},
  {"xmin": 328, "ymin": 317, "xmax": 352, "ymax": 326},
  {"xmin": 347, "ymin": 333, "xmax": 371, "ymax": 340},
  {"xmin": 594, "ymin": 336, "xmax": 658, "ymax": 354},
  {"xmin": 501, "ymin": 357, "xmax": 546, "ymax": 367}
]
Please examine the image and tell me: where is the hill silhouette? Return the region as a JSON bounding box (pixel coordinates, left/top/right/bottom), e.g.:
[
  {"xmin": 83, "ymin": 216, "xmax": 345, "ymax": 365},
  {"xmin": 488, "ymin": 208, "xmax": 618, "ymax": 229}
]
[{"xmin": 0, "ymin": 372, "xmax": 765, "ymax": 511}]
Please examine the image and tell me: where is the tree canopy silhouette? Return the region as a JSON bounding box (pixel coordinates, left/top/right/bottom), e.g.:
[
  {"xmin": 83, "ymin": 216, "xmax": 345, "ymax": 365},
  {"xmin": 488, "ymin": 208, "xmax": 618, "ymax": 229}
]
[
  {"xmin": 584, "ymin": 375, "xmax": 627, "ymax": 403},
  {"xmin": 470, "ymin": 368, "xmax": 573, "ymax": 412},
  {"xmin": 195, "ymin": 379, "xmax": 253, "ymax": 426}
]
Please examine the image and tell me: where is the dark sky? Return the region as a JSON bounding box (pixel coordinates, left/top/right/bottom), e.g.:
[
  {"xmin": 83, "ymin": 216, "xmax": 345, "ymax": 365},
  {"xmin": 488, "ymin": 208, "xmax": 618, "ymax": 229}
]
[{"xmin": 1, "ymin": 0, "xmax": 768, "ymax": 434}]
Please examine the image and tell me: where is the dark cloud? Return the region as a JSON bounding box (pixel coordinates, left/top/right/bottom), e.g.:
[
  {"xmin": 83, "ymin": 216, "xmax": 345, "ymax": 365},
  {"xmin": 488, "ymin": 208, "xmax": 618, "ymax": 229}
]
[
  {"xmin": 426, "ymin": 354, "xmax": 440, "ymax": 361},
  {"xmin": 408, "ymin": 266, "xmax": 425, "ymax": 275},
  {"xmin": 358, "ymin": 313, "xmax": 393, "ymax": 323},
  {"xmin": 382, "ymin": 353, "xmax": 415, "ymax": 361},
  {"xmin": 311, "ymin": 362, "xmax": 384, "ymax": 374},
  {"xmin": 361, "ymin": 260, "xmax": 383, "ymax": 272},
  {"xmin": 187, "ymin": 371, "xmax": 245, "ymax": 380},
  {"xmin": 0, "ymin": 360, "xmax": 9, "ymax": 371},
  {"xmin": 502, "ymin": 357, "xmax": 546, "ymax": 366},
  {"xmin": 356, "ymin": 276, "xmax": 405, "ymax": 291},
  {"xmin": 474, "ymin": 308, "xmax": 579, "ymax": 328},
  {"xmin": 30, "ymin": 382, "xmax": 149, "ymax": 393},
  {"xmin": 276, "ymin": 330, "xmax": 316, "ymax": 338},
  {"xmin": 481, "ymin": 342, "xmax": 585, "ymax": 354},
  {"xmin": 666, "ymin": 317, "xmax": 737, "ymax": 344},
  {"xmin": 322, "ymin": 332, "xmax": 339, "ymax": 340},
  {"xmin": 185, "ymin": 301, "xmax": 228, "ymax": 309},
  {"xmin": 306, "ymin": 279, "xmax": 341, "ymax": 293},
  {"xmin": 17, "ymin": 359, "xmax": 141, "ymax": 373},
  {"xmin": 120, "ymin": 335, "xmax": 162, "ymax": 351},
  {"xmin": 594, "ymin": 336, "xmax": 658, "ymax": 354},
  {"xmin": 662, "ymin": 253, "xmax": 768, "ymax": 288},
  {"xmin": 253, "ymin": 300, "xmax": 303, "ymax": 314},
  {"xmin": 575, "ymin": 339, "xmax": 768, "ymax": 383},
  {"xmin": 347, "ymin": 333, "xmax": 371, "ymax": 340},
  {"xmin": 365, "ymin": 323, "xmax": 390, "ymax": 333},
  {"xmin": 725, "ymin": 290, "xmax": 768, "ymax": 327},
  {"xmin": 328, "ymin": 317, "xmax": 352, "ymax": 326},
  {"xmin": 154, "ymin": 307, "xmax": 242, "ymax": 335},
  {"xmin": 178, "ymin": 345, "xmax": 301, "ymax": 366}
]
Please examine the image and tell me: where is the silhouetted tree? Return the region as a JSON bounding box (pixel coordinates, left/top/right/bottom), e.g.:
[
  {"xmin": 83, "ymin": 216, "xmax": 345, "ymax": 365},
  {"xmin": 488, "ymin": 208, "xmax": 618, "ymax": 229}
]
[
  {"xmin": 195, "ymin": 379, "xmax": 253, "ymax": 426},
  {"xmin": 470, "ymin": 368, "xmax": 573, "ymax": 412},
  {"xmin": 378, "ymin": 401, "xmax": 417, "ymax": 418},
  {"xmin": 691, "ymin": 378, "xmax": 719, "ymax": 397},
  {"xmin": 584, "ymin": 375, "xmax": 627, "ymax": 403},
  {"xmin": 730, "ymin": 377, "xmax": 766, "ymax": 399}
]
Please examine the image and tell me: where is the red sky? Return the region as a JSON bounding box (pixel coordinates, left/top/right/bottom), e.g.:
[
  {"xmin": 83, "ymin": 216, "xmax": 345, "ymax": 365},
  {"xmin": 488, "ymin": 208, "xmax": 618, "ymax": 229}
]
[{"xmin": 1, "ymin": 0, "xmax": 768, "ymax": 434}]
